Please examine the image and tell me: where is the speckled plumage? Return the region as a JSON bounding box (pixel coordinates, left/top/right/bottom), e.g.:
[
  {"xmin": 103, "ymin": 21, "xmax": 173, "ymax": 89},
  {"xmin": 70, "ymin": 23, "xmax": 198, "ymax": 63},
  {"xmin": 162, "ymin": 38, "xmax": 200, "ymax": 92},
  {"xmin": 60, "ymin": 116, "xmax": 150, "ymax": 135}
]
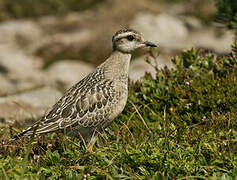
[{"xmin": 11, "ymin": 29, "xmax": 157, "ymax": 143}]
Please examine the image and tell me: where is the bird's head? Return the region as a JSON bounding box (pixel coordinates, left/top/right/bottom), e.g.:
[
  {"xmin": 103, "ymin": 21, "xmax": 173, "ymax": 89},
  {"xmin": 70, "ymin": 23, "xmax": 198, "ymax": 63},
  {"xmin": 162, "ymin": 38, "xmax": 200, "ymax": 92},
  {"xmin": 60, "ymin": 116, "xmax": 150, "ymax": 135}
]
[{"xmin": 112, "ymin": 29, "xmax": 157, "ymax": 53}]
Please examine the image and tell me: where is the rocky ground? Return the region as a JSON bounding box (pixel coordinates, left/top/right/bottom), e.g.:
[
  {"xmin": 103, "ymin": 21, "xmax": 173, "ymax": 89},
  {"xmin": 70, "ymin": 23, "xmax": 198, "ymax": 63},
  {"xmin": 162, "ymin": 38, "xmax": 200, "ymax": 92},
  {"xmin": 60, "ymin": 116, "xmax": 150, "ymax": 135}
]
[{"xmin": 0, "ymin": 0, "xmax": 235, "ymax": 126}]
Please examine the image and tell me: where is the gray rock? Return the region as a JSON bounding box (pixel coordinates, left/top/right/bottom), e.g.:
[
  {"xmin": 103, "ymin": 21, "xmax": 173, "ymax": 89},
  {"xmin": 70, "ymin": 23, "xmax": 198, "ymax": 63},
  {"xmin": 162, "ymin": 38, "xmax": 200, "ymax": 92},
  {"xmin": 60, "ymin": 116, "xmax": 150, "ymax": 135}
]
[
  {"xmin": 30, "ymin": 12, "xmax": 124, "ymax": 65},
  {"xmin": 182, "ymin": 16, "xmax": 203, "ymax": 30},
  {"xmin": 0, "ymin": 75, "xmax": 17, "ymax": 96},
  {"xmin": 188, "ymin": 29, "xmax": 234, "ymax": 54},
  {"xmin": 28, "ymin": 29, "xmax": 92, "ymax": 55},
  {"xmin": 0, "ymin": 44, "xmax": 45, "ymax": 91},
  {"xmin": 0, "ymin": 20, "xmax": 43, "ymax": 47},
  {"xmin": 46, "ymin": 60, "xmax": 94, "ymax": 91},
  {"xmin": 0, "ymin": 87, "xmax": 62, "ymax": 125},
  {"xmin": 130, "ymin": 13, "xmax": 189, "ymax": 50},
  {"xmin": 130, "ymin": 13, "xmax": 234, "ymax": 54},
  {"xmin": 129, "ymin": 55, "xmax": 173, "ymax": 82}
]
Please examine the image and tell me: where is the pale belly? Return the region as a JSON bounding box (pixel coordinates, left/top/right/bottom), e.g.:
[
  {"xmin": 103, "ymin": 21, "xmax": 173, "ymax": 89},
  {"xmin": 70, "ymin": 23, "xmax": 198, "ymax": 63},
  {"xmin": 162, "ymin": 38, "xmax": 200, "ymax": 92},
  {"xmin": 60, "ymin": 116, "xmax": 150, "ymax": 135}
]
[{"xmin": 103, "ymin": 84, "xmax": 128, "ymax": 128}]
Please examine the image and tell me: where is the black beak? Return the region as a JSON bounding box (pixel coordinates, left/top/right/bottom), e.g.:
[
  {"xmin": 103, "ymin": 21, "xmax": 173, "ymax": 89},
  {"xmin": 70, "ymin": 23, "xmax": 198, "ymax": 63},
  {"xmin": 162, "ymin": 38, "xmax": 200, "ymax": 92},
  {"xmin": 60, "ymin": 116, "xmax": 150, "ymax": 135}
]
[{"xmin": 144, "ymin": 41, "xmax": 157, "ymax": 47}]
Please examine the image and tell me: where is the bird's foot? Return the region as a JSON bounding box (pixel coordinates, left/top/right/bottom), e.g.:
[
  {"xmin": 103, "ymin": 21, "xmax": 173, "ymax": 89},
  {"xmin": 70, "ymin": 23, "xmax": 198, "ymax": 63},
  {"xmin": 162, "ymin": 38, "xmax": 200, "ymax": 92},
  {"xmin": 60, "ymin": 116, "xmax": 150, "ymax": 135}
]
[{"xmin": 86, "ymin": 144, "xmax": 94, "ymax": 153}]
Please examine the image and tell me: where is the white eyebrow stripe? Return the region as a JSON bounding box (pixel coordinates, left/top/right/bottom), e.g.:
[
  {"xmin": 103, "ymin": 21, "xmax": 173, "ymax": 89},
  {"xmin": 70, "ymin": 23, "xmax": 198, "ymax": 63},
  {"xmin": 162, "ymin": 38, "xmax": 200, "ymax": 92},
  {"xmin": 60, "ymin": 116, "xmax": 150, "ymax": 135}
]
[{"xmin": 114, "ymin": 32, "xmax": 137, "ymax": 40}]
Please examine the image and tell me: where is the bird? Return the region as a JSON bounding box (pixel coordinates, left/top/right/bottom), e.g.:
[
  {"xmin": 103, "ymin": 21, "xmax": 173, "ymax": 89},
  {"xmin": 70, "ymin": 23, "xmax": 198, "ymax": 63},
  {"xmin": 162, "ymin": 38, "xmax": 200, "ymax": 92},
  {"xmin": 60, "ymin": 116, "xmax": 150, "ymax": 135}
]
[{"xmin": 10, "ymin": 29, "xmax": 157, "ymax": 148}]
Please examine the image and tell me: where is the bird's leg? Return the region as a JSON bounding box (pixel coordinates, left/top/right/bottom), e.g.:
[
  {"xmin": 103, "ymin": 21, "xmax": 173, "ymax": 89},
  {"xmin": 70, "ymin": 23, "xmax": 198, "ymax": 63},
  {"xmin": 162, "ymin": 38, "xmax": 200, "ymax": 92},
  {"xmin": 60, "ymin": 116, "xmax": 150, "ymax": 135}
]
[
  {"xmin": 75, "ymin": 131, "xmax": 87, "ymax": 152},
  {"xmin": 86, "ymin": 130, "xmax": 98, "ymax": 153}
]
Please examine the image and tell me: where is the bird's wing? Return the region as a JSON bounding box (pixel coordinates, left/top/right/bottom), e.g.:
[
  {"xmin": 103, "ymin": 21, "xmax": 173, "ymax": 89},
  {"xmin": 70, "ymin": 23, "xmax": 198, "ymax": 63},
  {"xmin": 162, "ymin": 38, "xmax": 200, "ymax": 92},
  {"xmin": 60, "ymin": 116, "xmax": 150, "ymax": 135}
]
[
  {"xmin": 12, "ymin": 68, "xmax": 116, "ymax": 139},
  {"xmin": 41, "ymin": 77, "xmax": 115, "ymax": 130}
]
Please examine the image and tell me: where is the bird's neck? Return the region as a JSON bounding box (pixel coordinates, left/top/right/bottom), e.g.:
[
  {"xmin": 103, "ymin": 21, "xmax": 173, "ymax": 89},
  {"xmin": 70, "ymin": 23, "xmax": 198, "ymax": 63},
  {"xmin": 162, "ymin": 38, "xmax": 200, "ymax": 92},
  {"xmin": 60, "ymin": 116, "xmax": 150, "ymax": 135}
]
[{"xmin": 100, "ymin": 51, "xmax": 132, "ymax": 81}]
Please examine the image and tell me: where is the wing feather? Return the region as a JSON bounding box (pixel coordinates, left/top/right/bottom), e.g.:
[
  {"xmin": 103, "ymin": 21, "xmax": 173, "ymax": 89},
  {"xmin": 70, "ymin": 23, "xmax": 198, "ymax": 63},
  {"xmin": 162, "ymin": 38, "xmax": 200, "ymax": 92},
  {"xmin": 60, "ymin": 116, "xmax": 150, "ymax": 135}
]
[{"xmin": 12, "ymin": 68, "xmax": 116, "ymax": 140}]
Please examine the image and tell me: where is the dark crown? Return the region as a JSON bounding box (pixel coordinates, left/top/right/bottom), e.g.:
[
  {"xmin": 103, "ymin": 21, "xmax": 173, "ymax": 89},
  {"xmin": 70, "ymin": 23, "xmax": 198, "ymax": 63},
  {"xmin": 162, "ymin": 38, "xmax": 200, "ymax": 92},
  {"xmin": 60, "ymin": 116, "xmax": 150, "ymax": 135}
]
[{"xmin": 112, "ymin": 29, "xmax": 139, "ymax": 42}]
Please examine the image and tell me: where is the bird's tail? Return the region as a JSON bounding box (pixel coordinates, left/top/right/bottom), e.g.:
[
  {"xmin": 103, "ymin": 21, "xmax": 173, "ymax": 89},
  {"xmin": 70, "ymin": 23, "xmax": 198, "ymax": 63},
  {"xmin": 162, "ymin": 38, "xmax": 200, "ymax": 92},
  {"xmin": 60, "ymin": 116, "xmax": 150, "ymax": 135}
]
[
  {"xmin": 9, "ymin": 127, "xmax": 34, "ymax": 141},
  {"xmin": 9, "ymin": 122, "xmax": 40, "ymax": 142}
]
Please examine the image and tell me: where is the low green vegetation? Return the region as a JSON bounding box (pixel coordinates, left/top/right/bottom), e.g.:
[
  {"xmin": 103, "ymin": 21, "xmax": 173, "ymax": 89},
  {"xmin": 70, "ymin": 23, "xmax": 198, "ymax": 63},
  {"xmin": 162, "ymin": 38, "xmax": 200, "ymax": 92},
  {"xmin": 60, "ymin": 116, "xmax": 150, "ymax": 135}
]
[
  {"xmin": 0, "ymin": 48, "xmax": 236, "ymax": 179},
  {"xmin": 214, "ymin": 0, "xmax": 237, "ymax": 52},
  {"xmin": 0, "ymin": 0, "xmax": 104, "ymax": 21},
  {"xmin": 215, "ymin": 0, "xmax": 237, "ymax": 35}
]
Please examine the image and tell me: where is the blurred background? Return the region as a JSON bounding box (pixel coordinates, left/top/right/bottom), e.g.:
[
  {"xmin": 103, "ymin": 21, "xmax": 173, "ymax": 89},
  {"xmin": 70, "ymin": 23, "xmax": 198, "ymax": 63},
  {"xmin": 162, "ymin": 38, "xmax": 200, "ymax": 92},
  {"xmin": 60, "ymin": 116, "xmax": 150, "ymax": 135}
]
[{"xmin": 0, "ymin": 0, "xmax": 235, "ymax": 125}]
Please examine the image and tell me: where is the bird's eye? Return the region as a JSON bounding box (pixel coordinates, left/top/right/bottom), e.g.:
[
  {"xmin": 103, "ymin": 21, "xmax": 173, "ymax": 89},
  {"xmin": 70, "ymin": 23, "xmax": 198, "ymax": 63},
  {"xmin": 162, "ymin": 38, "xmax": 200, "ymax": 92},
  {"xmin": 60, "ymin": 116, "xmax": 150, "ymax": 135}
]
[{"xmin": 126, "ymin": 35, "xmax": 135, "ymax": 41}]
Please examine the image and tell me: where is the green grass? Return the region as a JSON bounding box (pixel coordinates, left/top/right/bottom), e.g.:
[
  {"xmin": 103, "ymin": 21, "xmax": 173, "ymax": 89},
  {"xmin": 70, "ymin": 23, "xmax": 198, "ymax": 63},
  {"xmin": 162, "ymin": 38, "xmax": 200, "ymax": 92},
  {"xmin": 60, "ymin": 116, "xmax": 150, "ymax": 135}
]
[{"xmin": 0, "ymin": 48, "xmax": 237, "ymax": 179}]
